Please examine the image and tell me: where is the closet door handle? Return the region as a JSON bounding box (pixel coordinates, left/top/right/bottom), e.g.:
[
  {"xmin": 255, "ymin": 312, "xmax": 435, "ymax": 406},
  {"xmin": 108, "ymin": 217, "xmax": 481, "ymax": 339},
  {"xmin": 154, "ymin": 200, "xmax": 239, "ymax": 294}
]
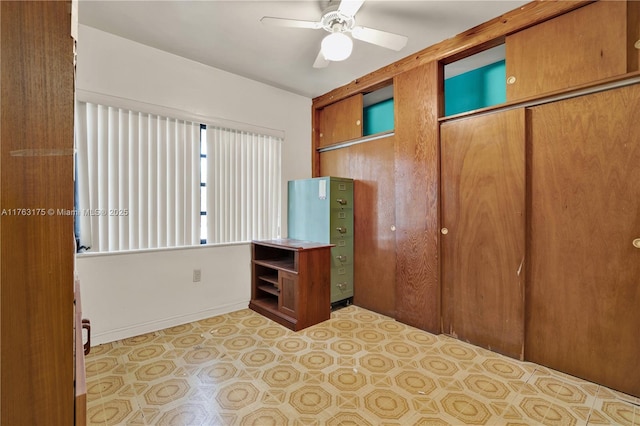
[{"xmin": 82, "ymin": 319, "xmax": 91, "ymax": 355}]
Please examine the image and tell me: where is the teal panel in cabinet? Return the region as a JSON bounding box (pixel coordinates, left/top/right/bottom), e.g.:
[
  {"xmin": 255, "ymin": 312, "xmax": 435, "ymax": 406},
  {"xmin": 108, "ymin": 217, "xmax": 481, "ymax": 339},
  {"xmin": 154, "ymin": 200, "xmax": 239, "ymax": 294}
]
[
  {"xmin": 288, "ymin": 177, "xmax": 354, "ymax": 304},
  {"xmin": 363, "ymin": 98, "xmax": 394, "ymax": 136},
  {"xmin": 444, "ymin": 60, "xmax": 506, "ymax": 116}
]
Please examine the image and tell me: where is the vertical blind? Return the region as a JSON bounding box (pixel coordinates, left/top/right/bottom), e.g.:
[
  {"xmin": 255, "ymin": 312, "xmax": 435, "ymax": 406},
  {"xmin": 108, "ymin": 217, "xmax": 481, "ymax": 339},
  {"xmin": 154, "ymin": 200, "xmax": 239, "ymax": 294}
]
[
  {"xmin": 206, "ymin": 127, "xmax": 282, "ymax": 244},
  {"xmin": 75, "ymin": 102, "xmax": 201, "ymax": 252},
  {"xmin": 75, "ymin": 101, "xmax": 283, "ymax": 253}
]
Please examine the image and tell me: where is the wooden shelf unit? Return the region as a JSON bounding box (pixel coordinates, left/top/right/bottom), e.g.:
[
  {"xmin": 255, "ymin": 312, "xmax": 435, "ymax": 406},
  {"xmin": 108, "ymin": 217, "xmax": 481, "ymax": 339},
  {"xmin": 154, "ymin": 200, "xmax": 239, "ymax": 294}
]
[{"xmin": 249, "ymin": 239, "xmax": 333, "ymax": 331}]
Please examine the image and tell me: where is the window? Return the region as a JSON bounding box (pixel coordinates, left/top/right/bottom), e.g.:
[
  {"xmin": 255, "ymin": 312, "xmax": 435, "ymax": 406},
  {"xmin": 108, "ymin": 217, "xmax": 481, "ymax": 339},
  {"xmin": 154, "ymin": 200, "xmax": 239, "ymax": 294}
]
[{"xmin": 75, "ymin": 101, "xmax": 282, "ymax": 253}]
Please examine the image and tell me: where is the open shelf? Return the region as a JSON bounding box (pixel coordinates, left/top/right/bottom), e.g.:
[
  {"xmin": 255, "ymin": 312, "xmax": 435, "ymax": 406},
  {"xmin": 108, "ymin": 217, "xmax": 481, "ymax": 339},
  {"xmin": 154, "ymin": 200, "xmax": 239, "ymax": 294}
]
[
  {"xmin": 257, "ymin": 284, "xmax": 279, "ymax": 297},
  {"xmin": 249, "ymin": 297, "xmax": 297, "ymax": 329},
  {"xmin": 254, "ymin": 258, "xmax": 296, "ymax": 273},
  {"xmin": 258, "ymin": 274, "xmax": 278, "ymax": 286},
  {"xmin": 251, "ymin": 296, "xmax": 278, "ymax": 312},
  {"xmin": 444, "ymin": 44, "xmax": 506, "ymax": 116},
  {"xmin": 363, "ymin": 85, "xmax": 394, "ymax": 136}
]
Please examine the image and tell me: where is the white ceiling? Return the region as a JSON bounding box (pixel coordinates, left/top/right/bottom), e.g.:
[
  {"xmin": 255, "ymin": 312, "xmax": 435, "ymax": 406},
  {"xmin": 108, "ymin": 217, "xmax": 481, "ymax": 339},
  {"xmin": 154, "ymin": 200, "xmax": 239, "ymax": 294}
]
[{"xmin": 78, "ymin": 0, "xmax": 528, "ymax": 99}]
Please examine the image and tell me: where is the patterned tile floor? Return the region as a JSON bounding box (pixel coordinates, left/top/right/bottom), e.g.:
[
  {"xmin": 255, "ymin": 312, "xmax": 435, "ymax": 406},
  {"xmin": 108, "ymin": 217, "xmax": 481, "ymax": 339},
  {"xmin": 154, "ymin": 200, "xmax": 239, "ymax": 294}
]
[{"xmin": 85, "ymin": 305, "xmax": 639, "ymax": 425}]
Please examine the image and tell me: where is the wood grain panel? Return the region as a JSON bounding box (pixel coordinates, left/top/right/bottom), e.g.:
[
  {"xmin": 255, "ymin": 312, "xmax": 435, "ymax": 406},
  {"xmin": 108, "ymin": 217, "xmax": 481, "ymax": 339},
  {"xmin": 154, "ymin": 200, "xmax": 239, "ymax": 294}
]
[
  {"xmin": 313, "ymin": 1, "xmax": 589, "ymax": 109},
  {"xmin": 350, "ymin": 137, "xmax": 396, "ymax": 316},
  {"xmin": 441, "ymin": 109, "xmax": 525, "ymax": 360},
  {"xmin": 394, "ymin": 62, "xmax": 440, "ymax": 333},
  {"xmin": 278, "ymin": 271, "xmax": 298, "ymax": 319},
  {"xmin": 312, "ymin": 107, "xmax": 321, "ymax": 177},
  {"xmin": 527, "ymin": 84, "xmax": 640, "ymax": 397},
  {"xmin": 317, "ymin": 94, "xmax": 363, "ymax": 148},
  {"xmin": 319, "ymin": 149, "xmax": 350, "ymax": 179},
  {"xmin": 319, "ymin": 139, "xmax": 397, "ymax": 317},
  {"xmin": 506, "ymin": 1, "xmax": 628, "ymax": 101},
  {"xmin": 628, "ymin": 0, "xmax": 640, "ymax": 72},
  {"xmin": 1, "ymin": 1, "xmax": 74, "ymax": 425},
  {"xmin": 299, "ymin": 247, "xmax": 332, "ymax": 329}
]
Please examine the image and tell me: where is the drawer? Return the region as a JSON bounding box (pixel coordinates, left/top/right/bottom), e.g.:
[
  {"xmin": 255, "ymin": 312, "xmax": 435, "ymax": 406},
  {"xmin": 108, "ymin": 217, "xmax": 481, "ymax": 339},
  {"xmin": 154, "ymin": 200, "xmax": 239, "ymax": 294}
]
[
  {"xmin": 331, "ymin": 197, "xmax": 353, "ymax": 209},
  {"xmin": 331, "ymin": 265, "xmax": 353, "ymax": 283},
  {"xmin": 330, "ymin": 180, "xmax": 353, "ymax": 209},
  {"xmin": 331, "ymin": 236, "xmax": 353, "ymax": 251},
  {"xmin": 331, "ymin": 277, "xmax": 354, "ymax": 302},
  {"xmin": 331, "ymin": 246, "xmax": 353, "ymax": 267},
  {"xmin": 330, "ymin": 208, "xmax": 354, "ymax": 221},
  {"xmin": 330, "ymin": 220, "xmax": 353, "ymax": 239},
  {"xmin": 331, "ymin": 212, "xmax": 353, "ymax": 235}
]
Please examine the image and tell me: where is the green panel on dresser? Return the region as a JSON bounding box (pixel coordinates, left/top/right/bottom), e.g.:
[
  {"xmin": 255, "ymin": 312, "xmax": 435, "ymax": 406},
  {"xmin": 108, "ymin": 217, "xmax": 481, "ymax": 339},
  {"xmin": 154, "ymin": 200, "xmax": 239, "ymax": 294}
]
[{"xmin": 288, "ymin": 177, "xmax": 354, "ymax": 303}]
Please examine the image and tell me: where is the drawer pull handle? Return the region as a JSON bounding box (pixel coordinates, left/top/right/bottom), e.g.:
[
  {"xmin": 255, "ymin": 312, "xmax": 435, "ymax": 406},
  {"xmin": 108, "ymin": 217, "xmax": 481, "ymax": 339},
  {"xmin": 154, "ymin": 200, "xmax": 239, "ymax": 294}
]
[
  {"xmin": 336, "ymin": 227, "xmax": 347, "ymax": 234},
  {"xmin": 82, "ymin": 318, "xmax": 91, "ymax": 355},
  {"xmin": 633, "ymin": 238, "xmax": 640, "ymax": 249},
  {"xmin": 336, "ymin": 198, "xmax": 348, "ymax": 205},
  {"xmin": 337, "ymin": 282, "xmax": 348, "ymax": 290},
  {"xmin": 336, "ymin": 255, "xmax": 347, "ymax": 262}
]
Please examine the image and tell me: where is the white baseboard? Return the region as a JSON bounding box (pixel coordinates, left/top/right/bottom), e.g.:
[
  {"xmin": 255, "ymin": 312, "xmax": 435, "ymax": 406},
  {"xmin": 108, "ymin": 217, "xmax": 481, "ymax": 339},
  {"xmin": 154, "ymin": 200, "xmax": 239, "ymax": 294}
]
[{"xmin": 90, "ymin": 300, "xmax": 250, "ymax": 345}]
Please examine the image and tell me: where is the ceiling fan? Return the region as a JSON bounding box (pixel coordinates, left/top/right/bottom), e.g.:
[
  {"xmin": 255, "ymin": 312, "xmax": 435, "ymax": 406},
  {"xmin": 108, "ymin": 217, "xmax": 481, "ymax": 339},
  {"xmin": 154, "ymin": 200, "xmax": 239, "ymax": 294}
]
[{"xmin": 260, "ymin": 0, "xmax": 408, "ymax": 68}]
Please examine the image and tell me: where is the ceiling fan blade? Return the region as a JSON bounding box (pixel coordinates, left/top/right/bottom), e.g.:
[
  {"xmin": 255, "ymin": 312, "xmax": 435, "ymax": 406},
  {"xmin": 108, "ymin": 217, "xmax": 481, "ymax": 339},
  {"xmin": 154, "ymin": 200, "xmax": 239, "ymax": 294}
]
[
  {"xmin": 313, "ymin": 49, "xmax": 330, "ymax": 68},
  {"xmin": 338, "ymin": 0, "xmax": 365, "ymax": 17},
  {"xmin": 260, "ymin": 16, "xmax": 322, "ymax": 29},
  {"xmin": 351, "ymin": 26, "xmax": 408, "ymax": 51}
]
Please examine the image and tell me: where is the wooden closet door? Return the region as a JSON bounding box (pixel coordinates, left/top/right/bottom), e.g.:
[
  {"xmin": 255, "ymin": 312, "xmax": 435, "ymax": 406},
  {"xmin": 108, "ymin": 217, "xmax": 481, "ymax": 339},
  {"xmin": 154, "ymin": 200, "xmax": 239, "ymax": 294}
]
[
  {"xmin": 318, "ymin": 136, "xmax": 397, "ymax": 317},
  {"xmin": 527, "ymin": 84, "xmax": 640, "ymax": 397},
  {"xmin": 441, "ymin": 108, "xmax": 526, "ymax": 359},
  {"xmin": 350, "ymin": 136, "xmax": 396, "ymax": 316}
]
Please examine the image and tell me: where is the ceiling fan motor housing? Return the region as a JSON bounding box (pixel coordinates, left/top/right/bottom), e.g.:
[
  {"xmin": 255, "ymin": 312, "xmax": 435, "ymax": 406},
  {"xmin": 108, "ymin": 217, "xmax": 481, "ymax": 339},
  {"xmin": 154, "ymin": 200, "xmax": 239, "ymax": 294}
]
[{"xmin": 321, "ymin": 7, "xmax": 356, "ymax": 33}]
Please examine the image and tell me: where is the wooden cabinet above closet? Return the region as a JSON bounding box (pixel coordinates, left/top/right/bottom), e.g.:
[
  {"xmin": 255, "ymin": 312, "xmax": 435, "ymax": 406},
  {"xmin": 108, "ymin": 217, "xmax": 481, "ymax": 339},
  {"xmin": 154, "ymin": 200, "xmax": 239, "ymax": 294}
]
[
  {"xmin": 317, "ymin": 94, "xmax": 363, "ymax": 148},
  {"xmin": 506, "ymin": 0, "xmax": 640, "ymax": 101}
]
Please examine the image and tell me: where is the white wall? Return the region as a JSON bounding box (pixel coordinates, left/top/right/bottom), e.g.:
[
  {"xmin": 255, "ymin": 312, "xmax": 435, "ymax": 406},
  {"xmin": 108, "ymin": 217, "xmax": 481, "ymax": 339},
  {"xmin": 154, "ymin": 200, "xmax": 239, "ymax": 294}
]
[
  {"xmin": 76, "ymin": 25, "xmax": 312, "ymax": 344},
  {"xmin": 76, "ymin": 245, "xmax": 250, "ymax": 344}
]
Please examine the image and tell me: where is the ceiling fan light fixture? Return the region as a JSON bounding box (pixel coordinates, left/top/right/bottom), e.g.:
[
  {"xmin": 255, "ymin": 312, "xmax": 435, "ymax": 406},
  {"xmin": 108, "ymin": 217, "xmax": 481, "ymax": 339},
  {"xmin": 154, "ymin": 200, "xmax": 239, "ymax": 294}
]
[{"xmin": 321, "ymin": 32, "xmax": 353, "ymax": 61}]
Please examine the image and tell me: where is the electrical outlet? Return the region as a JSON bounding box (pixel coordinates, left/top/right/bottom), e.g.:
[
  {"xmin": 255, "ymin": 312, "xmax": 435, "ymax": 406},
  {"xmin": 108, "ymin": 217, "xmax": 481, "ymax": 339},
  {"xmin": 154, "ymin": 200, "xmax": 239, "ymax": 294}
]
[{"xmin": 193, "ymin": 269, "xmax": 201, "ymax": 282}]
